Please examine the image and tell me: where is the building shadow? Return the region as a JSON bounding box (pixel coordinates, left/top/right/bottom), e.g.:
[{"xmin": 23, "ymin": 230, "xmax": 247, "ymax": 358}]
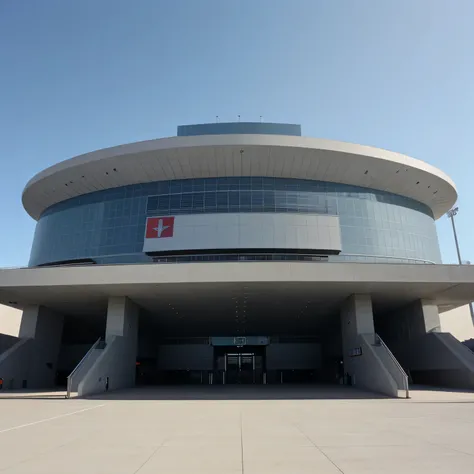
[
  {"xmin": 410, "ymin": 384, "xmax": 474, "ymax": 394},
  {"xmin": 85, "ymin": 384, "xmax": 389, "ymax": 401}
]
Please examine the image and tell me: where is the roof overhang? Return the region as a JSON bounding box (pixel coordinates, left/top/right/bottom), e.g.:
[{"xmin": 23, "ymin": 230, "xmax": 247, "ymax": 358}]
[
  {"xmin": 1, "ymin": 262, "xmax": 473, "ymax": 318},
  {"xmin": 22, "ymin": 135, "xmax": 457, "ymax": 220}
]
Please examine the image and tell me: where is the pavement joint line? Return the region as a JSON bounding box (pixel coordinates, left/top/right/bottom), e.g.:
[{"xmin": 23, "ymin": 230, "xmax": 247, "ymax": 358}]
[
  {"xmin": 133, "ymin": 438, "xmax": 169, "ymax": 474},
  {"xmin": 369, "ymin": 411, "xmax": 474, "ymax": 459},
  {"xmin": 293, "ymin": 424, "xmax": 345, "ymax": 474},
  {"xmin": 407, "ymin": 435, "xmax": 474, "ymax": 459},
  {"xmin": 0, "ymin": 404, "xmax": 106, "ymax": 434},
  {"xmin": 0, "ymin": 424, "xmax": 102, "ymax": 472}
]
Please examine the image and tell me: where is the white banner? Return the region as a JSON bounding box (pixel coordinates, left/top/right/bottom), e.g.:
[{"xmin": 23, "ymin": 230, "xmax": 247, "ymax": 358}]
[{"xmin": 143, "ymin": 213, "xmax": 341, "ymax": 254}]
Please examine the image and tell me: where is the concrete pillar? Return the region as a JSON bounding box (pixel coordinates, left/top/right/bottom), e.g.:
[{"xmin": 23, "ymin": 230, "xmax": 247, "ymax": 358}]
[
  {"xmin": 409, "ymin": 299, "xmax": 441, "ymax": 337},
  {"xmin": 340, "ymin": 294, "xmax": 374, "ymax": 377},
  {"xmin": 340, "ymin": 294, "xmax": 374, "ymax": 360},
  {"xmin": 106, "ymin": 296, "xmax": 139, "ymax": 342},
  {"xmin": 339, "ymin": 294, "xmax": 407, "ymax": 397},
  {"xmin": 77, "ymin": 297, "xmax": 140, "ymax": 396},
  {"xmin": 105, "ymin": 296, "xmax": 139, "ymax": 389}
]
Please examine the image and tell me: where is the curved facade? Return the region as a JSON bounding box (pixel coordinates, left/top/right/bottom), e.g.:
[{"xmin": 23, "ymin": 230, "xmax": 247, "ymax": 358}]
[
  {"xmin": 29, "ymin": 177, "xmax": 440, "ymax": 266},
  {"xmin": 25, "ymin": 122, "xmax": 454, "ymax": 267}
]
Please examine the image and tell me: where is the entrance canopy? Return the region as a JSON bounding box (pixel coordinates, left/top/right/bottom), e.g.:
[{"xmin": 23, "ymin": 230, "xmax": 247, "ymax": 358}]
[{"xmin": 1, "ymin": 262, "xmax": 474, "ymax": 336}]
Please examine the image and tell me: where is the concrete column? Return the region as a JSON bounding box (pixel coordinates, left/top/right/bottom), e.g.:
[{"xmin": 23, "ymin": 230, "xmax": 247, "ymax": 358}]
[
  {"xmin": 340, "ymin": 294, "xmax": 404, "ymax": 397},
  {"xmin": 105, "ymin": 296, "xmax": 139, "ymax": 389},
  {"xmin": 409, "ymin": 299, "xmax": 441, "ymax": 337},
  {"xmin": 77, "ymin": 297, "xmax": 140, "ymax": 396},
  {"xmin": 340, "ymin": 294, "xmax": 374, "ymax": 375},
  {"xmin": 106, "ymin": 296, "xmax": 139, "ymax": 342},
  {"xmin": 340, "ymin": 294, "xmax": 374, "ymax": 363}
]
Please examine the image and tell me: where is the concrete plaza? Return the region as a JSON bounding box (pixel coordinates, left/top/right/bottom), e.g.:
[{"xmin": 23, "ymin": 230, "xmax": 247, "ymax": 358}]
[{"xmin": 0, "ymin": 385, "xmax": 473, "ymax": 473}]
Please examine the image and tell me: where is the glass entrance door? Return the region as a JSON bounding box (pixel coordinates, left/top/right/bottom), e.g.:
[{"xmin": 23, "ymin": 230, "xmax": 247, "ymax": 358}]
[{"xmin": 225, "ymin": 352, "xmax": 255, "ymax": 384}]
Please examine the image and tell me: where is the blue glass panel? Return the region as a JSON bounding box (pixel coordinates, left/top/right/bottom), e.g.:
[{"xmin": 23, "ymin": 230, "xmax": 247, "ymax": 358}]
[{"xmin": 29, "ymin": 177, "xmax": 441, "ymax": 266}]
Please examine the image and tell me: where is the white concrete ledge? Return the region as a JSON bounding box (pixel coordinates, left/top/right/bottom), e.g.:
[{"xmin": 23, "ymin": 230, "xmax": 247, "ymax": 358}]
[
  {"xmin": 22, "ymin": 135, "xmax": 457, "ymax": 220},
  {"xmin": 0, "ymin": 262, "xmax": 473, "ymax": 312}
]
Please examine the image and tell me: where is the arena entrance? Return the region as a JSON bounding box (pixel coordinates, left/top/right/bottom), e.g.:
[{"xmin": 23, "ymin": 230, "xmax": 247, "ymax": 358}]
[
  {"xmin": 214, "ymin": 346, "xmax": 265, "ymax": 385},
  {"xmin": 225, "ymin": 352, "xmax": 258, "ymax": 384},
  {"xmin": 136, "ymin": 333, "xmax": 342, "ymax": 387}
]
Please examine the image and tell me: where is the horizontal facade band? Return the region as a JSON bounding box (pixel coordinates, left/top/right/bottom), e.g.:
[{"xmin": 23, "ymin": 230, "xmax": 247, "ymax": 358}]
[{"xmin": 22, "ymin": 135, "xmax": 457, "ymax": 220}]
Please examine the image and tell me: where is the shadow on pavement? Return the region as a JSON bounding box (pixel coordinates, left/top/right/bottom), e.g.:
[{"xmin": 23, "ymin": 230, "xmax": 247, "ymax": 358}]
[
  {"xmin": 410, "ymin": 384, "xmax": 474, "ymax": 394},
  {"xmin": 86, "ymin": 384, "xmax": 389, "ymax": 401}
]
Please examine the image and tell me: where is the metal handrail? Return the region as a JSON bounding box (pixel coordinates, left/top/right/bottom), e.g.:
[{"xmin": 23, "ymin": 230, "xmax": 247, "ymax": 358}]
[
  {"xmin": 374, "ymin": 333, "xmax": 409, "ymax": 398},
  {"xmin": 66, "ymin": 337, "xmax": 103, "ymax": 398}
]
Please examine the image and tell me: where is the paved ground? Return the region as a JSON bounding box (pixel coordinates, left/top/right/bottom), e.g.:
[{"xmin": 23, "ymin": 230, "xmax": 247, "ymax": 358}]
[{"xmin": 0, "ymin": 385, "xmax": 473, "ymax": 473}]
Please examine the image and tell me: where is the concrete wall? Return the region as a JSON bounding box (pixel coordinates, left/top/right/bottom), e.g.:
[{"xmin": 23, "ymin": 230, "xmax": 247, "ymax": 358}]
[
  {"xmin": 69, "ymin": 347, "xmax": 104, "ymax": 392},
  {"xmin": 78, "ymin": 297, "xmax": 138, "ymax": 396},
  {"xmin": 351, "ymin": 335, "xmax": 399, "ymax": 397},
  {"xmin": 0, "ymin": 306, "xmax": 63, "ymax": 389},
  {"xmin": 340, "ymin": 294, "xmax": 375, "ymax": 358},
  {"xmin": 340, "ymin": 294, "xmax": 405, "ymax": 397},
  {"xmin": 410, "ymin": 332, "xmax": 474, "ymax": 388},
  {"xmin": 376, "ymin": 299, "xmax": 441, "ymax": 371},
  {"xmin": 57, "ymin": 344, "xmax": 91, "ymax": 372},
  {"xmin": 266, "ymin": 343, "xmax": 322, "ymax": 370},
  {"xmin": 137, "ymin": 331, "xmax": 157, "ymax": 359},
  {"xmin": 22, "ymin": 306, "xmax": 64, "ymax": 388},
  {"xmin": 372, "ymin": 336, "xmax": 409, "ymax": 397},
  {"xmin": 157, "ymin": 344, "xmax": 213, "ymax": 370},
  {"xmin": 378, "ymin": 299, "xmax": 474, "ymax": 389},
  {"xmin": 0, "ymin": 334, "xmax": 18, "ymax": 355},
  {"xmin": 78, "ymin": 336, "xmax": 117, "ymax": 395},
  {"xmin": 0, "ymin": 339, "xmax": 32, "ymax": 389}
]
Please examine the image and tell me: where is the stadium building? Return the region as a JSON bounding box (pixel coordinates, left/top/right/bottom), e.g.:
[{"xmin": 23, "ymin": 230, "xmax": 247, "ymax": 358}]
[{"xmin": 1, "ymin": 122, "xmax": 474, "ymax": 397}]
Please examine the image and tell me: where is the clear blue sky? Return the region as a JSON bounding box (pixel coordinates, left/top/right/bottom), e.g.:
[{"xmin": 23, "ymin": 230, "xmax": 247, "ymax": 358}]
[{"xmin": 1, "ymin": 0, "xmax": 473, "ymax": 267}]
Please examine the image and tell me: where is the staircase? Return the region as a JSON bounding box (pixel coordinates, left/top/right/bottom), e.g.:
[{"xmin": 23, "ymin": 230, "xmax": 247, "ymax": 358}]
[
  {"xmin": 371, "ymin": 333, "xmax": 410, "ymax": 398},
  {"xmin": 66, "ymin": 338, "xmax": 106, "ymax": 398}
]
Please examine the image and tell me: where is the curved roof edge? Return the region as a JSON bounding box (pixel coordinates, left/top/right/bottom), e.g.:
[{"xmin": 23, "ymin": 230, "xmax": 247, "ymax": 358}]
[{"xmin": 22, "ymin": 134, "xmax": 457, "ymax": 220}]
